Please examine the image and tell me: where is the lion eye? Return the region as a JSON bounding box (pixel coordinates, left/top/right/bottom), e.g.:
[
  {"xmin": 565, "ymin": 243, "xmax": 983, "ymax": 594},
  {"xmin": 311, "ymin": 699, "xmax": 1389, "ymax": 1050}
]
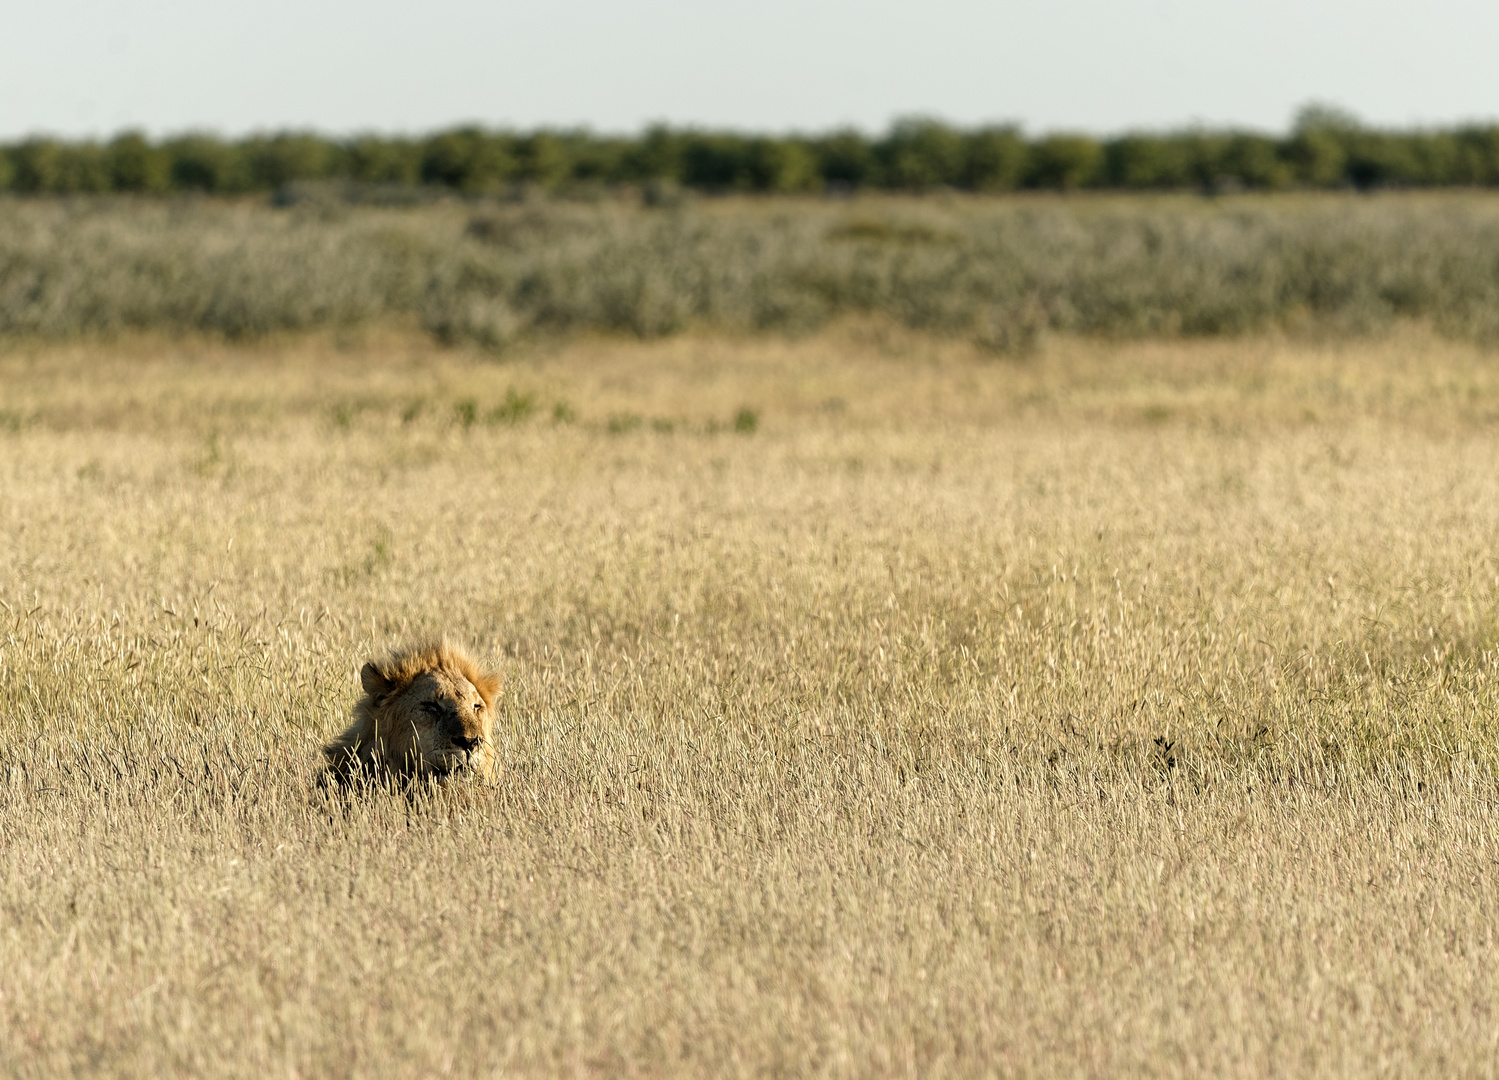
[{"xmin": 472, "ymin": 702, "xmax": 482, "ymax": 711}]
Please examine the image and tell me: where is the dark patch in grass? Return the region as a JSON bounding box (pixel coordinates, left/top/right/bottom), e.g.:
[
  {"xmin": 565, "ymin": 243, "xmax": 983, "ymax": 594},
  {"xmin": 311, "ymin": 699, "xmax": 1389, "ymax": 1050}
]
[{"xmin": 486, "ymin": 388, "xmax": 536, "ymax": 425}]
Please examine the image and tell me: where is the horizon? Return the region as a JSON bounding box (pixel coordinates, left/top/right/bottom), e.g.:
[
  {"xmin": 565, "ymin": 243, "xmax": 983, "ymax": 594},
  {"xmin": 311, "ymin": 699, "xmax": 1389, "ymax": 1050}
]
[
  {"xmin": 5, "ymin": 0, "xmax": 1498, "ymax": 143},
  {"xmin": 5, "ymin": 105, "xmax": 1497, "ymax": 147}
]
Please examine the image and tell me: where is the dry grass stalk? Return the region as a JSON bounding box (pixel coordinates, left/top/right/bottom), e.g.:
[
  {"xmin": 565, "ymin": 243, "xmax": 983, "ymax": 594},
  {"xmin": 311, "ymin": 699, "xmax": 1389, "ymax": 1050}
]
[{"xmin": 3, "ymin": 325, "xmax": 1499, "ymax": 1076}]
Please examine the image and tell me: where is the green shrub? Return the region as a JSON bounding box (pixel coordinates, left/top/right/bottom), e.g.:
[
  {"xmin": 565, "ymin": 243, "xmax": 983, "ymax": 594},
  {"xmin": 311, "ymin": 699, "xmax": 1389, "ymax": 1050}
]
[
  {"xmin": 746, "ymin": 139, "xmax": 819, "ymax": 193},
  {"xmin": 58, "ymin": 144, "xmax": 113, "ymax": 193},
  {"xmin": 877, "ymin": 118, "xmax": 965, "ymax": 190},
  {"xmin": 1286, "ymin": 130, "xmax": 1348, "ymax": 187},
  {"xmin": 621, "ymin": 125, "xmax": 684, "ymax": 182},
  {"xmin": 1218, "ymin": 135, "xmax": 1291, "ymax": 190},
  {"xmin": 962, "ymin": 127, "xmax": 1028, "ymax": 191},
  {"xmin": 247, "ymin": 133, "xmax": 340, "ymax": 189},
  {"xmin": 10, "ymin": 140, "xmax": 64, "ymax": 193},
  {"xmin": 563, "ymin": 133, "xmax": 630, "ymax": 183},
  {"xmin": 163, "ymin": 135, "xmax": 246, "ymax": 193},
  {"xmin": 1103, "ymin": 135, "xmax": 1194, "ymax": 189},
  {"xmin": 811, "ymin": 130, "xmax": 876, "ymax": 189},
  {"xmin": 487, "ymin": 388, "xmax": 536, "ymax": 424},
  {"xmin": 1454, "ymin": 128, "xmax": 1499, "ymax": 185},
  {"xmin": 420, "ymin": 128, "xmax": 513, "ymax": 193},
  {"xmin": 346, "ymin": 137, "xmax": 422, "ymax": 186},
  {"xmin": 106, "ymin": 132, "xmax": 169, "ymax": 193},
  {"xmin": 680, "ymin": 134, "xmax": 750, "ymax": 191},
  {"xmin": 1026, "ymin": 135, "xmax": 1104, "ymax": 190},
  {"xmin": 514, "ymin": 132, "xmax": 570, "ymax": 188},
  {"xmin": 8, "ymin": 113, "xmax": 1499, "ymax": 197}
]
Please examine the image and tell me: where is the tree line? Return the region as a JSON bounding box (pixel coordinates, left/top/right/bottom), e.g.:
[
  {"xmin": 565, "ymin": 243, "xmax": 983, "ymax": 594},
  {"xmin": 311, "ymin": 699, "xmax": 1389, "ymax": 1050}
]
[{"xmin": 5, "ymin": 108, "xmax": 1499, "ymax": 196}]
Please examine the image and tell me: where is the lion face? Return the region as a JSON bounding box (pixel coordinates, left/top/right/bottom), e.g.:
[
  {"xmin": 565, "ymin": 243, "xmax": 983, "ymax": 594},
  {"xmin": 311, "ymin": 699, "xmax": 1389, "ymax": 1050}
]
[
  {"xmin": 369, "ymin": 665, "xmax": 496, "ymax": 779},
  {"xmin": 324, "ymin": 640, "xmax": 502, "ymax": 784}
]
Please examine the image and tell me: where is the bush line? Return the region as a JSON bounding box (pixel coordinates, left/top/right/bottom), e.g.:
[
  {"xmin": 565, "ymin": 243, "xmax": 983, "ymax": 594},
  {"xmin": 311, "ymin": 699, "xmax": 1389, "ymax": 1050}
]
[
  {"xmin": 7, "ymin": 195, "xmax": 1499, "ymax": 349},
  {"xmin": 6, "ymin": 108, "xmax": 1499, "ymax": 197}
]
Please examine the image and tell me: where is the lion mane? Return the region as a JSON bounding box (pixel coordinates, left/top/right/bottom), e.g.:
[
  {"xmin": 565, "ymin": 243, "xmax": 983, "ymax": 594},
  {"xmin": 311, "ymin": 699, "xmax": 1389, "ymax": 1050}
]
[{"xmin": 323, "ymin": 639, "xmax": 502, "ymax": 784}]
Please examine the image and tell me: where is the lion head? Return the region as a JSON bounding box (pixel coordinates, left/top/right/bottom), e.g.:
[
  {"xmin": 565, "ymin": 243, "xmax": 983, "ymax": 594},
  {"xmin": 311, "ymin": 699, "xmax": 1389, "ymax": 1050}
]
[{"xmin": 323, "ymin": 639, "xmax": 502, "ymax": 784}]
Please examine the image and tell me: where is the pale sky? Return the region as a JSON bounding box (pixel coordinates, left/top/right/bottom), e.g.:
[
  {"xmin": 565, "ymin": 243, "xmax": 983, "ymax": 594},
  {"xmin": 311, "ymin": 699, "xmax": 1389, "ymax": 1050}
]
[{"xmin": 3, "ymin": 0, "xmax": 1497, "ymax": 140}]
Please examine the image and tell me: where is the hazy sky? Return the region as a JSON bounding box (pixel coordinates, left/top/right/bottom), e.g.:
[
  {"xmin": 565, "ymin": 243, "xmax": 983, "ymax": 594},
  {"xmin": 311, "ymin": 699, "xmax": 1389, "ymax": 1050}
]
[{"xmin": 4, "ymin": 0, "xmax": 1496, "ymax": 139}]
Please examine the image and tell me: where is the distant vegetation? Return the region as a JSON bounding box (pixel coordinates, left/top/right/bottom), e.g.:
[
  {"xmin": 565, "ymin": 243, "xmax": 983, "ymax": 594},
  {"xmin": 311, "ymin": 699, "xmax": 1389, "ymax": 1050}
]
[
  {"xmin": 5, "ymin": 107, "xmax": 1499, "ymax": 196},
  {"xmin": 5, "ymin": 193, "xmax": 1499, "ymax": 349}
]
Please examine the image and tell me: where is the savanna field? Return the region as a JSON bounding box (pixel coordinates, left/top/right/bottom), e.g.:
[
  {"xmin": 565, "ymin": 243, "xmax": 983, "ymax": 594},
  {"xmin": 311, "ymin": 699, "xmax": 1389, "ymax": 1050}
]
[{"xmin": 8, "ymin": 193, "xmax": 1499, "ymax": 1076}]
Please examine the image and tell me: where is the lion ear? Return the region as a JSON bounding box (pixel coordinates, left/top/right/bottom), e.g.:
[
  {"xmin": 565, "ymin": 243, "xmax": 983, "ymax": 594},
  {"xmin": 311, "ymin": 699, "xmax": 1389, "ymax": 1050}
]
[
  {"xmin": 477, "ymin": 671, "xmax": 502, "ymax": 706},
  {"xmin": 360, "ymin": 662, "xmax": 392, "ymax": 697}
]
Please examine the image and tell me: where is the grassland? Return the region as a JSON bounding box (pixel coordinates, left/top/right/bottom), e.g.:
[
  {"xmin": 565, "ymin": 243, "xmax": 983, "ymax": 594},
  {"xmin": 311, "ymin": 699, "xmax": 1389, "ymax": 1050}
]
[
  {"xmin": 6, "ymin": 322, "xmax": 1499, "ymax": 1076},
  {"xmin": 8, "ymin": 192, "xmax": 1499, "ymax": 350}
]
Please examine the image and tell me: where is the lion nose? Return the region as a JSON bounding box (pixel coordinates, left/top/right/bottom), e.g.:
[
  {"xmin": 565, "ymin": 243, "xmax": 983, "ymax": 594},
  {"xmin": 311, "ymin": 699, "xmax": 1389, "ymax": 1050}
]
[{"xmin": 451, "ymin": 735, "xmax": 482, "ymax": 754}]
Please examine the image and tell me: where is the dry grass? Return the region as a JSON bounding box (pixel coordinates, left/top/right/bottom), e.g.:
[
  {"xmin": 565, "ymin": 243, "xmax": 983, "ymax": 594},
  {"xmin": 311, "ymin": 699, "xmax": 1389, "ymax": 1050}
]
[
  {"xmin": 5, "ymin": 323, "xmax": 1499, "ymax": 1076},
  {"xmin": 11, "ymin": 192, "xmax": 1499, "ymax": 347}
]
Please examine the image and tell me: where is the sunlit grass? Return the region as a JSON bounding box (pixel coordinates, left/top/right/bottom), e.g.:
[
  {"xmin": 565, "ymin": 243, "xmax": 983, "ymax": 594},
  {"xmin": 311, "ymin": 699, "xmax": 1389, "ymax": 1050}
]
[{"xmin": 4, "ymin": 324, "xmax": 1499, "ymax": 1075}]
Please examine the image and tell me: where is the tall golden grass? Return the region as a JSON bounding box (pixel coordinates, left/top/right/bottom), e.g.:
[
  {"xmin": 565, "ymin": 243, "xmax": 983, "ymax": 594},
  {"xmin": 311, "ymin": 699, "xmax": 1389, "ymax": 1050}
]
[{"xmin": 4, "ymin": 324, "xmax": 1499, "ymax": 1076}]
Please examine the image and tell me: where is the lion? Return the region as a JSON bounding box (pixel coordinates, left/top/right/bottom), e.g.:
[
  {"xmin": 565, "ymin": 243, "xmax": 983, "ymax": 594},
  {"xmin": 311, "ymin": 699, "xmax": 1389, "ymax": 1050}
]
[{"xmin": 323, "ymin": 639, "xmax": 502, "ymax": 785}]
